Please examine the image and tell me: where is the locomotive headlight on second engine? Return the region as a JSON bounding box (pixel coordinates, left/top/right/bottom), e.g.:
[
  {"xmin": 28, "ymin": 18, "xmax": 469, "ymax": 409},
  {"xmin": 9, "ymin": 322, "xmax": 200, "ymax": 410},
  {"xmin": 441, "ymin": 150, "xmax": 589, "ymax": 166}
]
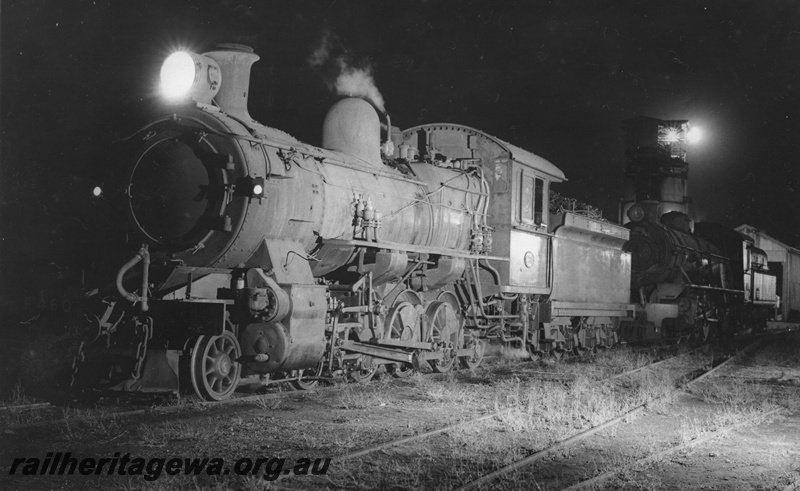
[
  {"xmin": 627, "ymin": 204, "xmax": 646, "ymax": 222},
  {"xmin": 159, "ymin": 51, "xmax": 221, "ymax": 104}
]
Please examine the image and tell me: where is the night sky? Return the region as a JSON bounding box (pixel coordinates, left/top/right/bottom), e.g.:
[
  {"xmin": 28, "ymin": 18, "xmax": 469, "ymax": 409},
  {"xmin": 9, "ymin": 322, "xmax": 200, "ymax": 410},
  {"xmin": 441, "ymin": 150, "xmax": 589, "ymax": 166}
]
[{"xmin": 2, "ymin": 0, "xmax": 799, "ymax": 314}]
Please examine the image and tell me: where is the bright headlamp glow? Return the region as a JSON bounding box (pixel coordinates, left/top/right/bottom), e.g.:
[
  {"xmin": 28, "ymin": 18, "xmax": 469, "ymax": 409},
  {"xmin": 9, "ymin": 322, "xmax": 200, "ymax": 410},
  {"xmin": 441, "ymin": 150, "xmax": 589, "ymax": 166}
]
[
  {"xmin": 160, "ymin": 52, "xmax": 197, "ymax": 100},
  {"xmin": 662, "ymin": 128, "xmax": 680, "ymax": 143},
  {"xmin": 159, "ymin": 51, "xmax": 221, "ymax": 103},
  {"xmin": 686, "ymin": 126, "xmax": 703, "ymax": 143},
  {"xmin": 92, "ymin": 186, "xmax": 103, "ymax": 198},
  {"xmin": 252, "ymin": 184, "xmax": 264, "ymax": 196}
]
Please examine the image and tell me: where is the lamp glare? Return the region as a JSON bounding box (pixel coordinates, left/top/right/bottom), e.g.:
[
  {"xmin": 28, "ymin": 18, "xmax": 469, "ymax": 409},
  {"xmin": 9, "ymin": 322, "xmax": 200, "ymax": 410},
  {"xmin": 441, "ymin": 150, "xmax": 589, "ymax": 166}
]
[
  {"xmin": 160, "ymin": 52, "xmax": 196, "ymax": 100},
  {"xmin": 687, "ymin": 126, "xmax": 703, "ymax": 143}
]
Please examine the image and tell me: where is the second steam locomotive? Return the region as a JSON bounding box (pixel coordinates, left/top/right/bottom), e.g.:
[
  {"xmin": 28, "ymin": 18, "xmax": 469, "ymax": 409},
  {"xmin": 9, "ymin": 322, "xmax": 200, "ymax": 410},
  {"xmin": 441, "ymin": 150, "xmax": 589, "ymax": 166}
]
[
  {"xmin": 619, "ymin": 117, "xmax": 777, "ymax": 344},
  {"xmin": 70, "ymin": 44, "xmax": 775, "ymax": 400}
]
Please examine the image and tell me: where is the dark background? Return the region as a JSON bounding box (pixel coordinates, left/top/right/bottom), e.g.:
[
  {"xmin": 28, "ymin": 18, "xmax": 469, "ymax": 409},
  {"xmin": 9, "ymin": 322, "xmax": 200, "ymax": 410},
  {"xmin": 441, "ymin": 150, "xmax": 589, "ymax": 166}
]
[{"xmin": 2, "ymin": 0, "xmax": 799, "ymax": 320}]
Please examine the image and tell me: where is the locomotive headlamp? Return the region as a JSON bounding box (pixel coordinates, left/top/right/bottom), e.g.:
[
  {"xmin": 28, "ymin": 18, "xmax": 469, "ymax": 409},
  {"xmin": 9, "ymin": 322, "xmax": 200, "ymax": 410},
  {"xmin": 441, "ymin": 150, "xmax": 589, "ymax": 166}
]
[
  {"xmin": 92, "ymin": 186, "xmax": 103, "ymax": 198},
  {"xmin": 234, "ymin": 176, "xmax": 266, "ymax": 199},
  {"xmin": 160, "ymin": 51, "xmax": 221, "ymax": 104},
  {"xmin": 627, "ymin": 204, "xmax": 646, "ymax": 222}
]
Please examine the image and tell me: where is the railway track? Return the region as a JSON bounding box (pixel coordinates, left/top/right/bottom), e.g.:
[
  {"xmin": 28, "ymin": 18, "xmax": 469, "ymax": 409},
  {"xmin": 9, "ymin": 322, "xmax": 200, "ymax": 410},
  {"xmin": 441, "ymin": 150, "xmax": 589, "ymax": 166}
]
[
  {"xmin": 606, "ymin": 345, "xmax": 707, "ymax": 381},
  {"xmin": 561, "ymin": 405, "xmax": 786, "ymax": 491},
  {"xmin": 0, "ymin": 341, "xmax": 706, "ymax": 433},
  {"xmin": 3, "ymin": 334, "xmax": 786, "ymax": 489},
  {"xmin": 265, "ymin": 336, "xmax": 769, "ymax": 489},
  {"xmin": 0, "ymin": 402, "xmax": 51, "ymax": 412},
  {"xmin": 262, "ymin": 343, "xmax": 720, "ymax": 487},
  {"xmin": 454, "ymin": 337, "xmax": 772, "ymax": 490},
  {"xmin": 0, "ymin": 385, "xmax": 343, "ymax": 432}
]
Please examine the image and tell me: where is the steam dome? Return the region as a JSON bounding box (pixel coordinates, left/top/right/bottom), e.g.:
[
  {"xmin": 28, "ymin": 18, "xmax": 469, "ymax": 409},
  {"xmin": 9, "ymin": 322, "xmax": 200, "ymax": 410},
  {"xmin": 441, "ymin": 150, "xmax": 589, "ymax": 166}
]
[{"xmin": 322, "ymin": 98, "xmax": 382, "ymax": 167}]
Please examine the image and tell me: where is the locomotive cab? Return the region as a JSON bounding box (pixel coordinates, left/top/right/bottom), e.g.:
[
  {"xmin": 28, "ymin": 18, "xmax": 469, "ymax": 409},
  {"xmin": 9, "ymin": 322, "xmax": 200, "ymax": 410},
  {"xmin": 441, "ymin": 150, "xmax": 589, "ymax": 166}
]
[
  {"xmin": 743, "ymin": 241, "xmax": 778, "ymax": 306},
  {"xmin": 487, "ymin": 153, "xmax": 558, "ymax": 294},
  {"xmin": 393, "ymin": 125, "xmax": 566, "ymax": 295}
]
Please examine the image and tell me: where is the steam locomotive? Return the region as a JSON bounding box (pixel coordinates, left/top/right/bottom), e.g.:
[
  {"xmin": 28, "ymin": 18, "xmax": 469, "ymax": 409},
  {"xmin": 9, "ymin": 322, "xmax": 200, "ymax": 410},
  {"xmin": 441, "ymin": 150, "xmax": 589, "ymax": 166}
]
[
  {"xmin": 620, "ymin": 205, "xmax": 778, "ymax": 343},
  {"xmin": 618, "ymin": 117, "xmax": 778, "ymax": 344},
  {"xmin": 61, "ymin": 44, "xmax": 775, "ymax": 401}
]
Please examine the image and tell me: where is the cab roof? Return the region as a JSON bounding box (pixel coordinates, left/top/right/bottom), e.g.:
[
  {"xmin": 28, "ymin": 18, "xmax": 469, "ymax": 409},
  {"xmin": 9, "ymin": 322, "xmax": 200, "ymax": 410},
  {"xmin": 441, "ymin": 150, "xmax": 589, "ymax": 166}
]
[{"xmin": 401, "ymin": 123, "xmax": 567, "ymax": 182}]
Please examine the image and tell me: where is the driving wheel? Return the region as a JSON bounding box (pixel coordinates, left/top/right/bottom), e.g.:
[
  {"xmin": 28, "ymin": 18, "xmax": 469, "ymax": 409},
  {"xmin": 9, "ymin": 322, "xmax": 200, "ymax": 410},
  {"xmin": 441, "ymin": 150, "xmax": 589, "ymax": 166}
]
[
  {"xmin": 384, "ymin": 290, "xmax": 421, "ymax": 378},
  {"xmin": 426, "ymin": 301, "xmax": 462, "ymax": 373}
]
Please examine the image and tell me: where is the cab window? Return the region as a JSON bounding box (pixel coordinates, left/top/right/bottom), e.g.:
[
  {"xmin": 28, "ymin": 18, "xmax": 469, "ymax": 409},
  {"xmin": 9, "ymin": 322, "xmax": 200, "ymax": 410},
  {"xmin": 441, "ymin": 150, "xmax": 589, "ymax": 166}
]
[{"xmin": 519, "ymin": 171, "xmax": 547, "ymax": 227}]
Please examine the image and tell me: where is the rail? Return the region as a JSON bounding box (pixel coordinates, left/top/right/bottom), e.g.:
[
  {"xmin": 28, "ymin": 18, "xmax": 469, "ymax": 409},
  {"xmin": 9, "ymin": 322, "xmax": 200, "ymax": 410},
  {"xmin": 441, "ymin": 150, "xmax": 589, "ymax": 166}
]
[{"xmin": 454, "ymin": 337, "xmax": 765, "ymax": 491}]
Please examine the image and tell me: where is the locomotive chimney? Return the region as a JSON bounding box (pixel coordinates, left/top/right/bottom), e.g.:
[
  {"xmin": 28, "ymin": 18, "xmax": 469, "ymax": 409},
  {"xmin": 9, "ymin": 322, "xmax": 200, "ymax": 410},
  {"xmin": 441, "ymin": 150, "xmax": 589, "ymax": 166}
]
[
  {"xmin": 204, "ymin": 44, "xmax": 259, "ymax": 122},
  {"xmin": 322, "ymin": 98, "xmax": 382, "ymax": 167}
]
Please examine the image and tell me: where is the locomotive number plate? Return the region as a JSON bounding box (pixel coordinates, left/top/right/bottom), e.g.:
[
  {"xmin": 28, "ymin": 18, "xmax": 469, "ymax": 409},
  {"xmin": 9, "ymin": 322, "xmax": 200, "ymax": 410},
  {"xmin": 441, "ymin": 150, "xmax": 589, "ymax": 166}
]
[{"xmin": 524, "ymin": 251, "xmax": 535, "ymax": 268}]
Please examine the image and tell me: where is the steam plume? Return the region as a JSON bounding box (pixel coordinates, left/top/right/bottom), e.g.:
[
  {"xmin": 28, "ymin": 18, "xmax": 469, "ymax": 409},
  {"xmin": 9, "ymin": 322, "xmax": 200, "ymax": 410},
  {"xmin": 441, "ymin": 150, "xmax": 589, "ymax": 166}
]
[
  {"xmin": 308, "ymin": 30, "xmax": 386, "ymax": 113},
  {"xmin": 307, "ymin": 30, "xmax": 334, "ymax": 68},
  {"xmin": 334, "ymin": 58, "xmax": 385, "ymax": 113}
]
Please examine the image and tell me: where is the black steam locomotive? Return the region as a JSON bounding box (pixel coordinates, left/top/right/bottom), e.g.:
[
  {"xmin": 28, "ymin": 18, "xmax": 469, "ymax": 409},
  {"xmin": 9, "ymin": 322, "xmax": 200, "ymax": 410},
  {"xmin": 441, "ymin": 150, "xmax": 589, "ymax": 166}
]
[
  {"xmin": 46, "ymin": 45, "xmax": 774, "ymax": 401},
  {"xmin": 618, "ymin": 117, "xmax": 777, "ymax": 344},
  {"xmin": 620, "ymin": 204, "xmax": 777, "ymax": 343}
]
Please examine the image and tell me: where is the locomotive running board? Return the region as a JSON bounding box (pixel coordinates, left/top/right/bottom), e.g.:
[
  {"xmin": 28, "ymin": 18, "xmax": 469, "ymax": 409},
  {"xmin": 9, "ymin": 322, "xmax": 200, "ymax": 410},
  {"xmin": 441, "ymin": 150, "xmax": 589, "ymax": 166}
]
[{"xmin": 323, "ymin": 238, "xmax": 509, "ymax": 262}]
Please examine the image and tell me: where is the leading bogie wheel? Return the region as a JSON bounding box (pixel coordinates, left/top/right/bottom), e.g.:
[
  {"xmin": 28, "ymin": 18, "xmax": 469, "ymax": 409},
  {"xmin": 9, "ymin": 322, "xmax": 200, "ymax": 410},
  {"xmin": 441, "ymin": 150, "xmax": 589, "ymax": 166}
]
[{"xmin": 189, "ymin": 331, "xmax": 241, "ymax": 401}]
